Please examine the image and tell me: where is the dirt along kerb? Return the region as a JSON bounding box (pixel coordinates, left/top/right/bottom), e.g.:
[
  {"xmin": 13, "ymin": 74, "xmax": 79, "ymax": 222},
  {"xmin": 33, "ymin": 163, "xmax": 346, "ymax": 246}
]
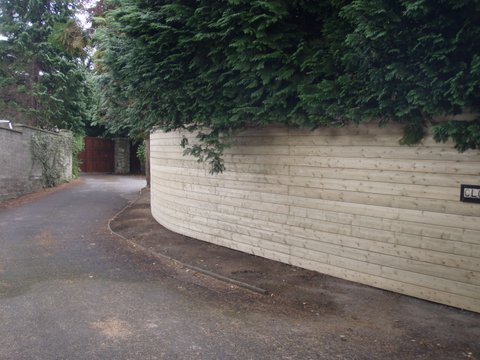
[{"xmin": 108, "ymin": 187, "xmax": 480, "ymax": 360}]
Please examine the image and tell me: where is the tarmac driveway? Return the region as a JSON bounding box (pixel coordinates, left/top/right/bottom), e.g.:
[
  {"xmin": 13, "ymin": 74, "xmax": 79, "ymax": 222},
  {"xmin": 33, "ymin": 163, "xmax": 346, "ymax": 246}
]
[{"xmin": 0, "ymin": 175, "xmax": 478, "ymax": 360}]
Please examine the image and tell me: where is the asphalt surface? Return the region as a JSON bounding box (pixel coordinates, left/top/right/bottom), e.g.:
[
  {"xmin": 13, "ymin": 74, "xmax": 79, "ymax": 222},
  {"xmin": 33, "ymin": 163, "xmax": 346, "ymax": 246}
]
[
  {"xmin": 1, "ymin": 175, "xmax": 478, "ymax": 360},
  {"xmin": 0, "ymin": 175, "xmax": 329, "ymax": 360}
]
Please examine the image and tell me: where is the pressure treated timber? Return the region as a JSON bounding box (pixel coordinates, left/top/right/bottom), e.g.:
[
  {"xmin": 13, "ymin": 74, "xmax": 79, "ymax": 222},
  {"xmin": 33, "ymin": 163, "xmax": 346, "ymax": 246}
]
[{"xmin": 150, "ymin": 124, "xmax": 480, "ymax": 313}]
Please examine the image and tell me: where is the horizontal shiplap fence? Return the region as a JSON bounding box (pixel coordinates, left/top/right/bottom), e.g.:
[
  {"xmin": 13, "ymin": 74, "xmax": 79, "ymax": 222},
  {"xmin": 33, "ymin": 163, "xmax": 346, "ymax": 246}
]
[{"xmin": 150, "ymin": 124, "xmax": 480, "ymax": 313}]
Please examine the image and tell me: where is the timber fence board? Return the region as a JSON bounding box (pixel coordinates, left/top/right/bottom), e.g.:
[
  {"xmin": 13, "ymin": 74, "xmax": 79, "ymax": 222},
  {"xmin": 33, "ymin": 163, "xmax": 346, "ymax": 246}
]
[{"xmin": 150, "ymin": 124, "xmax": 480, "ymax": 313}]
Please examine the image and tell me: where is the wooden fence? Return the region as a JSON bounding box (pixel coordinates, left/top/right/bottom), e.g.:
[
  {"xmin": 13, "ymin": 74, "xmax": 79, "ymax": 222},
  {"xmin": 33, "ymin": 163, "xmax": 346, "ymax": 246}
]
[
  {"xmin": 78, "ymin": 137, "xmax": 115, "ymax": 173},
  {"xmin": 150, "ymin": 124, "xmax": 480, "ymax": 313}
]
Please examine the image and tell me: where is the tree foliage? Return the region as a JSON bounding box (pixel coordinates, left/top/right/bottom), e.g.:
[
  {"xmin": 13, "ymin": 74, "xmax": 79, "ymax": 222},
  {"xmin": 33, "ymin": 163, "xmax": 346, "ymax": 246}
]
[
  {"xmin": 94, "ymin": 0, "xmax": 480, "ymax": 172},
  {"xmin": 0, "ymin": 0, "xmax": 91, "ymax": 133}
]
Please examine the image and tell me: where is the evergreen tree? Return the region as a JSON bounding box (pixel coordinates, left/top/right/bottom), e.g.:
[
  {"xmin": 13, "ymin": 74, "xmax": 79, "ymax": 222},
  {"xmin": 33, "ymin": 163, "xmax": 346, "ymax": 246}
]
[
  {"xmin": 94, "ymin": 0, "xmax": 480, "ymax": 172},
  {"xmin": 0, "ymin": 0, "xmax": 90, "ymax": 133}
]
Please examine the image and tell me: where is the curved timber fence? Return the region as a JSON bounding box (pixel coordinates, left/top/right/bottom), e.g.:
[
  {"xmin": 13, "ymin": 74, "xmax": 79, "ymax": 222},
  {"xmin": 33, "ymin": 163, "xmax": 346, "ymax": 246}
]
[{"xmin": 150, "ymin": 124, "xmax": 480, "ymax": 313}]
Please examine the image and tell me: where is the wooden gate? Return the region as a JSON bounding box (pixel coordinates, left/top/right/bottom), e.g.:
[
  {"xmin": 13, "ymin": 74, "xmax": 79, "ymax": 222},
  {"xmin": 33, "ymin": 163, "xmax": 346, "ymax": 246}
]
[{"xmin": 78, "ymin": 137, "xmax": 115, "ymax": 173}]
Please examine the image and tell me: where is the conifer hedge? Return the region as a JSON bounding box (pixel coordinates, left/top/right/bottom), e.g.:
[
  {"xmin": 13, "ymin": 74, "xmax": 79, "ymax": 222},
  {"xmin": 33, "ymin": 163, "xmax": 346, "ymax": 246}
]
[{"xmin": 95, "ymin": 0, "xmax": 480, "ymax": 172}]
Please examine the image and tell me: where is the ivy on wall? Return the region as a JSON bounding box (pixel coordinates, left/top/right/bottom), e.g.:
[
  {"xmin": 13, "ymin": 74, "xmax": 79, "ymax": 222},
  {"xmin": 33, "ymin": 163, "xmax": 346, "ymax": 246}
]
[
  {"xmin": 31, "ymin": 132, "xmax": 73, "ymax": 187},
  {"xmin": 94, "ymin": 0, "xmax": 480, "ymax": 172},
  {"xmin": 71, "ymin": 134, "xmax": 85, "ymax": 178}
]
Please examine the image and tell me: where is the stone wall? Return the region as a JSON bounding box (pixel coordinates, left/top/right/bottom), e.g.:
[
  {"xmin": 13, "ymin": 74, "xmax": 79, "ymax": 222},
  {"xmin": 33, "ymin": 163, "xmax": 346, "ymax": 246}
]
[
  {"xmin": 0, "ymin": 124, "xmax": 72, "ymax": 200},
  {"xmin": 150, "ymin": 124, "xmax": 480, "ymax": 313},
  {"xmin": 114, "ymin": 138, "xmax": 130, "ymax": 174}
]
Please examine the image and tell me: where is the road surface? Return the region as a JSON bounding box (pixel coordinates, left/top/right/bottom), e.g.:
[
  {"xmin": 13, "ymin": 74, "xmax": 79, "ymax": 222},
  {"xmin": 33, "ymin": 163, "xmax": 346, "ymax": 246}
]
[
  {"xmin": 0, "ymin": 176, "xmax": 328, "ymax": 359},
  {"xmin": 0, "ymin": 175, "xmax": 478, "ymax": 360}
]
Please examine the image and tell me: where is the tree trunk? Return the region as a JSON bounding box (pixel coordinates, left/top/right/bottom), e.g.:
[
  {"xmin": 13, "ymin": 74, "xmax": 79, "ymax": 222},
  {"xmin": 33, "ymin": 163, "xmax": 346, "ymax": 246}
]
[
  {"xmin": 145, "ymin": 138, "xmax": 150, "ymax": 187},
  {"xmin": 30, "ymin": 60, "xmax": 40, "ymax": 127}
]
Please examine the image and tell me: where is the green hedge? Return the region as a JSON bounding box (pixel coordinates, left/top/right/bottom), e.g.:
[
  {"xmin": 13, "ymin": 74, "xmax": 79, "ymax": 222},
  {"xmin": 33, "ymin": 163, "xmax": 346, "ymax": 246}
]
[{"xmin": 95, "ymin": 0, "xmax": 480, "ymax": 172}]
